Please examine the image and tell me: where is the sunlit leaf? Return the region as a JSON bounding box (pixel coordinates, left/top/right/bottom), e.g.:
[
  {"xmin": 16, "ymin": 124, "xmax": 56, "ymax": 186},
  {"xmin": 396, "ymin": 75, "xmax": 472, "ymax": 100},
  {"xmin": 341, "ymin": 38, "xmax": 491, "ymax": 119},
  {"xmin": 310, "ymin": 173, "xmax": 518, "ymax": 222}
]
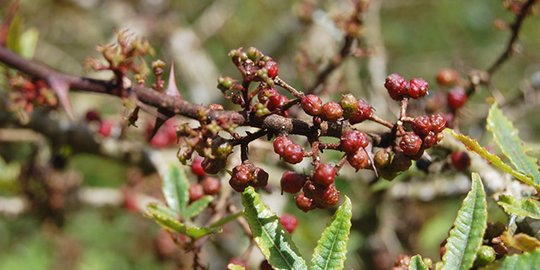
[
  {"xmin": 451, "ymin": 130, "xmax": 533, "ymax": 186},
  {"xmin": 442, "ymin": 173, "xmax": 487, "ymax": 270},
  {"xmin": 487, "ymin": 103, "xmax": 540, "ymax": 188},
  {"xmin": 311, "ymin": 197, "xmax": 352, "ymax": 270},
  {"xmin": 144, "ymin": 203, "xmax": 218, "ymax": 239},
  {"xmin": 185, "ymin": 195, "xmax": 213, "ymax": 220},
  {"xmin": 409, "ymin": 255, "xmax": 429, "ymax": 270},
  {"xmin": 241, "ymin": 187, "xmax": 307, "ymax": 270},
  {"xmin": 497, "ymin": 195, "xmax": 540, "ymax": 220},
  {"xmin": 161, "ymin": 165, "xmax": 189, "ymax": 217}
]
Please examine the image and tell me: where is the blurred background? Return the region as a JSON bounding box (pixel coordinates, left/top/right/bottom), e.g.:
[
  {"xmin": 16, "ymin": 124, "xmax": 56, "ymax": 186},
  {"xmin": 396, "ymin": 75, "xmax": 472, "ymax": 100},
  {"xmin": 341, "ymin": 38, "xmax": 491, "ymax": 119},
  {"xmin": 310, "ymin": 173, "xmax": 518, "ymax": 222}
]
[{"xmin": 0, "ymin": 0, "xmax": 539, "ymax": 269}]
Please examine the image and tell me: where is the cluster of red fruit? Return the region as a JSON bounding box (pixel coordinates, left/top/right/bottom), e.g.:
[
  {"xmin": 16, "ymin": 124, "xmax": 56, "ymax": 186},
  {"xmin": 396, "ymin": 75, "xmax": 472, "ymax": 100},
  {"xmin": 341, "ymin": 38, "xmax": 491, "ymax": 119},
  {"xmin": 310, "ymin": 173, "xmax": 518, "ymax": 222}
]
[
  {"xmin": 228, "ymin": 161, "xmax": 269, "ymax": 192},
  {"xmin": 300, "ymin": 93, "xmax": 373, "ymax": 124},
  {"xmin": 188, "ymin": 156, "xmax": 221, "ymax": 202},
  {"xmin": 400, "ymin": 113, "xmax": 446, "ymax": 157},
  {"xmin": 384, "ymin": 73, "xmax": 429, "ymax": 100},
  {"xmin": 8, "ymin": 78, "xmax": 57, "ymax": 114}
]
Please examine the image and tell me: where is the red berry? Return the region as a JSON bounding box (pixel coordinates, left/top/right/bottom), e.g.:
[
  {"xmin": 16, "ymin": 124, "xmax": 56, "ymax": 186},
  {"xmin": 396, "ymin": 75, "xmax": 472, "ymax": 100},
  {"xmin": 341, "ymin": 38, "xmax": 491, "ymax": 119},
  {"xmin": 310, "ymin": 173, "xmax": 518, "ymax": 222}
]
[
  {"xmin": 201, "ymin": 176, "xmax": 221, "ymax": 195},
  {"xmin": 280, "ymin": 171, "xmax": 307, "ymax": 194},
  {"xmin": 451, "ymin": 151, "xmax": 471, "ymax": 171},
  {"xmin": 252, "ymin": 167, "xmax": 269, "ymax": 187},
  {"xmin": 349, "ymin": 99, "xmax": 373, "ymax": 124},
  {"xmin": 231, "ymin": 163, "xmax": 253, "ymax": 184},
  {"xmin": 266, "ymin": 60, "xmax": 279, "ymax": 79},
  {"xmin": 283, "ymin": 143, "xmax": 303, "ymax": 164},
  {"xmin": 399, "ymin": 133, "xmax": 423, "ymax": 156},
  {"xmin": 412, "ymin": 115, "xmax": 432, "ymax": 136},
  {"xmin": 85, "ymin": 110, "xmax": 101, "ymax": 122},
  {"xmin": 430, "ymin": 113, "xmax": 447, "ymax": 133},
  {"xmin": 279, "ymin": 213, "xmax": 298, "ymax": 234},
  {"xmin": 191, "ymin": 156, "xmax": 205, "ymax": 177},
  {"xmin": 267, "ymin": 93, "xmax": 288, "ymax": 111},
  {"xmin": 340, "ymin": 130, "xmax": 368, "ymax": 154},
  {"xmin": 384, "ymin": 73, "xmax": 409, "ymax": 100},
  {"xmin": 321, "ymin": 102, "xmax": 343, "ymax": 121},
  {"xmin": 189, "ymin": 184, "xmax": 204, "ymax": 202},
  {"xmin": 301, "ymin": 94, "xmax": 323, "ymax": 116},
  {"xmin": 260, "ymin": 260, "xmax": 272, "ymax": 270},
  {"xmin": 150, "ymin": 132, "xmax": 169, "ymax": 148},
  {"xmin": 313, "ymin": 184, "xmax": 340, "ymax": 208},
  {"xmin": 313, "ymin": 163, "xmax": 336, "ymax": 186},
  {"xmin": 447, "ymin": 87, "xmax": 467, "ymax": 110},
  {"xmin": 408, "ymin": 78, "xmax": 429, "ymax": 99},
  {"xmin": 347, "ymin": 148, "xmax": 370, "ymax": 171},
  {"xmin": 295, "ymin": 193, "xmax": 315, "ymax": 212},
  {"xmin": 422, "ymin": 131, "xmax": 437, "ymax": 148},
  {"xmin": 258, "ymin": 87, "xmax": 279, "ymax": 103},
  {"xmin": 229, "ymin": 178, "xmax": 249, "ymax": 192},
  {"xmin": 436, "ymin": 68, "xmax": 459, "ymax": 86},
  {"xmin": 98, "ymin": 120, "xmax": 112, "ymax": 137},
  {"xmin": 273, "ymin": 135, "xmax": 292, "ymax": 156}
]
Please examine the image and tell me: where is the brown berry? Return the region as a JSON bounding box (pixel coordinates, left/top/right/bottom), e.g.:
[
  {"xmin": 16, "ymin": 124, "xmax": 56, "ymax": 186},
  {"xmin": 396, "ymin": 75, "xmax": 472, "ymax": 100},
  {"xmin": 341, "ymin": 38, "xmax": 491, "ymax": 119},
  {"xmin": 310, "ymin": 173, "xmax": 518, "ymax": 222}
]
[
  {"xmin": 295, "ymin": 193, "xmax": 315, "ymax": 212},
  {"xmin": 339, "ymin": 94, "xmax": 358, "ymax": 118},
  {"xmin": 436, "ymin": 68, "xmax": 459, "ymax": 86},
  {"xmin": 374, "ymin": 149, "xmax": 392, "ymax": 169},
  {"xmin": 321, "ymin": 102, "xmax": 343, "ymax": 121},
  {"xmin": 347, "ymin": 148, "xmax": 370, "ymax": 171}
]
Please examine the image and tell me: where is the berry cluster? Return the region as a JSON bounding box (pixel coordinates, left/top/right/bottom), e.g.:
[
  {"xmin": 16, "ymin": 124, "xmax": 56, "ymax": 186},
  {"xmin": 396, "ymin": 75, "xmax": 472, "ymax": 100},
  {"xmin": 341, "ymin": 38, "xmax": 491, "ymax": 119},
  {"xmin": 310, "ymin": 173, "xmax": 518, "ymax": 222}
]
[
  {"xmin": 188, "ymin": 156, "xmax": 221, "ymax": 202},
  {"xmin": 300, "ymin": 93, "xmax": 373, "ymax": 124},
  {"xmin": 229, "ymin": 161, "xmax": 269, "ymax": 192},
  {"xmin": 384, "ymin": 73, "xmax": 429, "ymax": 100},
  {"xmin": 7, "ymin": 77, "xmax": 58, "ymax": 118}
]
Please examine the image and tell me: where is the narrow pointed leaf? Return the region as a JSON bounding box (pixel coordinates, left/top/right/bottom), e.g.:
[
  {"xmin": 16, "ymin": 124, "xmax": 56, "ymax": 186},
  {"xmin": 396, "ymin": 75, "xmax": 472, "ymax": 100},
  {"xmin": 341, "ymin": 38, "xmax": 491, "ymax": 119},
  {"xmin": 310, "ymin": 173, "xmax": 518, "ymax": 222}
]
[
  {"xmin": 487, "ymin": 103, "xmax": 540, "ymax": 187},
  {"xmin": 442, "ymin": 173, "xmax": 487, "ymax": 270},
  {"xmin": 241, "ymin": 187, "xmax": 307, "ymax": 270},
  {"xmin": 144, "ymin": 203, "xmax": 219, "ymax": 239},
  {"xmin": 482, "ymin": 249, "xmax": 540, "ymax": 270},
  {"xmin": 185, "ymin": 195, "xmax": 213, "ymax": 220},
  {"xmin": 451, "ymin": 130, "xmax": 533, "ymax": 186},
  {"xmin": 311, "ymin": 197, "xmax": 352, "ymax": 270},
  {"xmin": 497, "ymin": 195, "xmax": 540, "ymax": 220},
  {"xmin": 161, "ymin": 165, "xmax": 189, "ymax": 217},
  {"xmin": 409, "ymin": 255, "xmax": 429, "ymax": 270}
]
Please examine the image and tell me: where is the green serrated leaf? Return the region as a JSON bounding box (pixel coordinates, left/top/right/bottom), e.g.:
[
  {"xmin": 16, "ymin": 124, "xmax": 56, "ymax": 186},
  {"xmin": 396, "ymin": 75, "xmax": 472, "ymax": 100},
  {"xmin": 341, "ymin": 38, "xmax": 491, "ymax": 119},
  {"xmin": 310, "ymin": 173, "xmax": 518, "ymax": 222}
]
[
  {"xmin": 497, "ymin": 195, "xmax": 540, "ymax": 220},
  {"xmin": 227, "ymin": 264, "xmax": 246, "ymax": 270},
  {"xmin": 451, "ymin": 130, "xmax": 533, "ymax": 186},
  {"xmin": 442, "ymin": 173, "xmax": 487, "ymax": 270},
  {"xmin": 409, "ymin": 255, "xmax": 429, "ymax": 270},
  {"xmin": 185, "ymin": 196, "xmax": 213, "ymax": 220},
  {"xmin": 487, "ymin": 103, "xmax": 540, "ymax": 188},
  {"xmin": 144, "ymin": 203, "xmax": 218, "ymax": 239},
  {"xmin": 482, "ymin": 249, "xmax": 540, "ymax": 270},
  {"xmin": 241, "ymin": 187, "xmax": 307, "ymax": 270},
  {"xmin": 311, "ymin": 197, "xmax": 352, "ymax": 270},
  {"xmin": 161, "ymin": 166, "xmax": 189, "ymax": 217}
]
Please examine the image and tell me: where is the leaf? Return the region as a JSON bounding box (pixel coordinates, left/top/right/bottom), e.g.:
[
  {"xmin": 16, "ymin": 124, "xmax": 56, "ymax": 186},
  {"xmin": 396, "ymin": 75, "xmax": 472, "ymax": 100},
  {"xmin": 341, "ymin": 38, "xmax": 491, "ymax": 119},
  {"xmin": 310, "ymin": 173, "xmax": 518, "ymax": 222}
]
[
  {"xmin": 311, "ymin": 197, "xmax": 352, "ymax": 270},
  {"xmin": 227, "ymin": 264, "xmax": 246, "ymax": 270},
  {"xmin": 161, "ymin": 165, "xmax": 189, "ymax": 217},
  {"xmin": 497, "ymin": 195, "xmax": 540, "ymax": 220},
  {"xmin": 185, "ymin": 196, "xmax": 213, "ymax": 220},
  {"xmin": 409, "ymin": 255, "xmax": 429, "ymax": 270},
  {"xmin": 442, "ymin": 173, "xmax": 487, "ymax": 270},
  {"xmin": 144, "ymin": 203, "xmax": 218, "ymax": 239},
  {"xmin": 487, "ymin": 103, "xmax": 540, "ymax": 188},
  {"xmin": 482, "ymin": 249, "xmax": 540, "ymax": 270},
  {"xmin": 18, "ymin": 28, "xmax": 38, "ymax": 59},
  {"xmin": 451, "ymin": 130, "xmax": 533, "ymax": 186},
  {"xmin": 501, "ymin": 231, "xmax": 540, "ymax": 252},
  {"xmin": 241, "ymin": 187, "xmax": 307, "ymax": 270}
]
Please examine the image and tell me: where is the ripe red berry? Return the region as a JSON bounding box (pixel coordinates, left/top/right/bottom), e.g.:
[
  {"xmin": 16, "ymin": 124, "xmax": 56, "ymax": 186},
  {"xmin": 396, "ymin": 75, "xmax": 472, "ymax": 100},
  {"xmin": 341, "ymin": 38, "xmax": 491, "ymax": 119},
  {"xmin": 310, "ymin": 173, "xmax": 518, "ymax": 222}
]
[
  {"xmin": 201, "ymin": 176, "xmax": 221, "ymax": 195},
  {"xmin": 265, "ymin": 60, "xmax": 279, "ymax": 79},
  {"xmin": 280, "ymin": 171, "xmax": 307, "ymax": 194},
  {"xmin": 295, "ymin": 193, "xmax": 315, "ymax": 212},
  {"xmin": 412, "ymin": 115, "xmax": 432, "ymax": 136},
  {"xmin": 399, "ymin": 133, "xmax": 423, "ymax": 156},
  {"xmin": 267, "ymin": 93, "xmax": 288, "ymax": 111},
  {"xmin": 422, "ymin": 131, "xmax": 437, "ymax": 148},
  {"xmin": 301, "ymin": 94, "xmax": 323, "ymax": 116},
  {"xmin": 384, "ymin": 73, "xmax": 409, "ymax": 100},
  {"xmin": 436, "ymin": 68, "xmax": 459, "ymax": 86},
  {"xmin": 98, "ymin": 120, "xmax": 112, "ymax": 137},
  {"xmin": 150, "ymin": 132, "xmax": 169, "ymax": 148},
  {"xmin": 430, "ymin": 113, "xmax": 447, "ymax": 133},
  {"xmin": 279, "ymin": 213, "xmax": 298, "ymax": 233},
  {"xmin": 229, "ymin": 178, "xmax": 249, "ymax": 192},
  {"xmin": 189, "ymin": 184, "xmax": 204, "ymax": 202},
  {"xmin": 451, "ymin": 151, "xmax": 471, "ymax": 171},
  {"xmin": 347, "ymin": 148, "xmax": 370, "ymax": 171},
  {"xmin": 447, "ymin": 87, "xmax": 467, "ymax": 110},
  {"xmin": 191, "ymin": 156, "xmax": 205, "ymax": 177},
  {"xmin": 258, "ymin": 87, "xmax": 279, "ymax": 103},
  {"xmin": 313, "ymin": 163, "xmax": 336, "ymax": 186},
  {"xmin": 321, "ymin": 102, "xmax": 343, "ymax": 122},
  {"xmin": 340, "ymin": 130, "xmax": 368, "ymax": 154},
  {"xmin": 283, "ymin": 143, "xmax": 304, "ymax": 164},
  {"xmin": 349, "ymin": 99, "xmax": 373, "ymax": 124},
  {"xmin": 231, "ymin": 163, "xmax": 253, "ymax": 184},
  {"xmin": 314, "ymin": 184, "xmax": 340, "ymax": 208},
  {"xmin": 252, "ymin": 167, "xmax": 269, "ymax": 187},
  {"xmin": 273, "ymin": 135, "xmax": 292, "ymax": 156},
  {"xmin": 408, "ymin": 78, "xmax": 429, "ymax": 99}
]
